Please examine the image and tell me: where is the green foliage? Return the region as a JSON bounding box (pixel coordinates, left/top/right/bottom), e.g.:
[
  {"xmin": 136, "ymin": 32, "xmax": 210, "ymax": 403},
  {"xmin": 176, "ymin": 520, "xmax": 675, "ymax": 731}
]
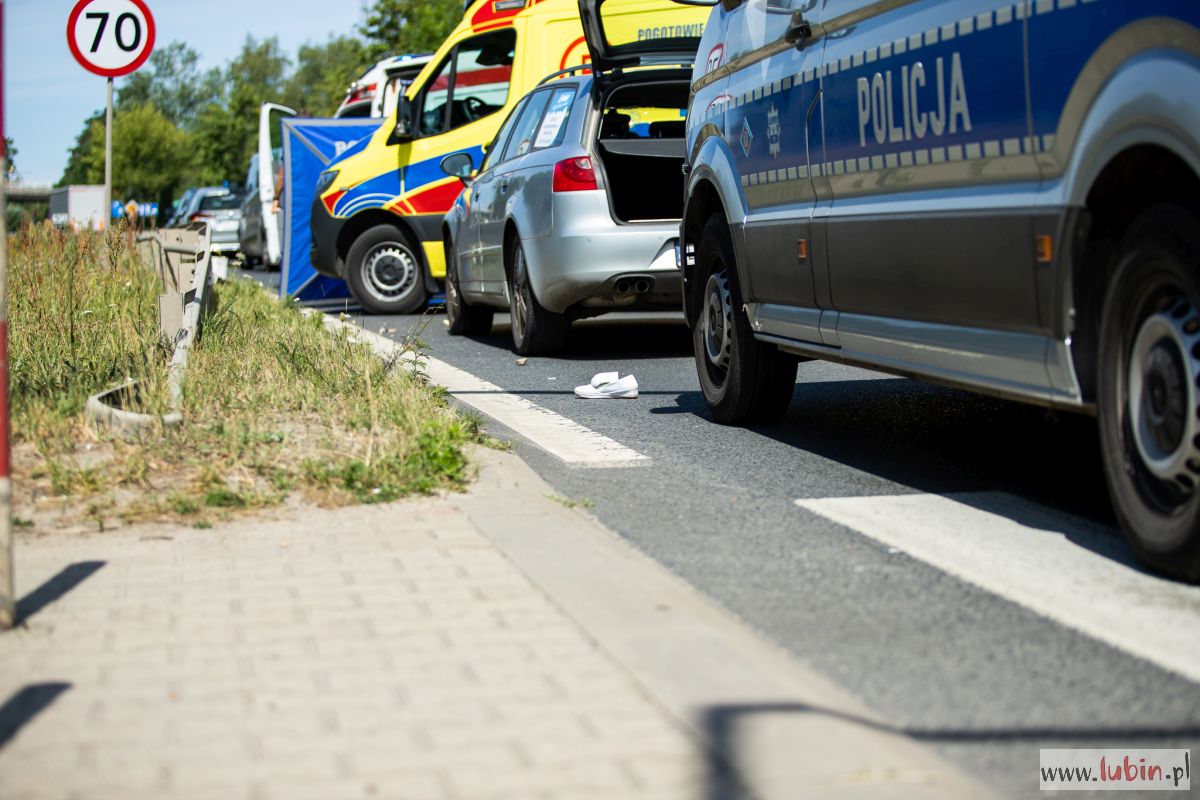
[
  {"xmin": 14, "ymin": 229, "xmax": 484, "ymax": 528},
  {"xmin": 58, "ymin": 112, "xmax": 104, "ymax": 187},
  {"xmin": 9, "ymin": 223, "xmax": 170, "ymax": 445},
  {"xmin": 192, "ymin": 36, "xmax": 292, "ymax": 186},
  {"xmin": 110, "ymin": 104, "xmax": 192, "ymax": 202},
  {"xmin": 359, "ymin": 0, "xmax": 463, "ymax": 61},
  {"xmin": 4, "ymin": 136, "xmax": 15, "ymax": 177},
  {"xmin": 286, "ymin": 36, "xmax": 368, "ymax": 116},
  {"xmin": 117, "ymin": 42, "xmax": 222, "ymax": 128}
]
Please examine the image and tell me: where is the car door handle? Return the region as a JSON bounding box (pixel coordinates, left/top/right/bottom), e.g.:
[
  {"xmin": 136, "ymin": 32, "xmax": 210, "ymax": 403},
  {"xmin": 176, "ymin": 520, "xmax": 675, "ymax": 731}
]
[
  {"xmin": 785, "ymin": 11, "xmax": 812, "ymax": 48},
  {"xmin": 499, "ymin": 179, "xmax": 510, "ymax": 194}
]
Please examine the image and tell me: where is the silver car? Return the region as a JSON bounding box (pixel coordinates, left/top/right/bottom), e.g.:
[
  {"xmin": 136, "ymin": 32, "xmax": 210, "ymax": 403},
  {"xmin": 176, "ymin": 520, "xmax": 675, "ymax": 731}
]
[
  {"xmin": 440, "ymin": 3, "xmax": 700, "ymax": 355},
  {"xmin": 190, "ymin": 191, "xmax": 243, "ymax": 255}
]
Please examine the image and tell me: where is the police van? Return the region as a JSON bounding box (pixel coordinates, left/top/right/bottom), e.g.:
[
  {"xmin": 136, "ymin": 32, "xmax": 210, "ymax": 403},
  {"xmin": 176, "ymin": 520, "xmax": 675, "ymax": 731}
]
[
  {"xmin": 681, "ymin": 0, "xmax": 1200, "ymax": 579},
  {"xmin": 309, "ymin": 0, "xmax": 708, "ymax": 315}
]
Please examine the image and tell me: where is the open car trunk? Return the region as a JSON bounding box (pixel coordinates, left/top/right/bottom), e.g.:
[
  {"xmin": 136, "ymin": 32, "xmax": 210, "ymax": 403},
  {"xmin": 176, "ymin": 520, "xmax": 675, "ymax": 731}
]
[
  {"xmin": 594, "ymin": 79, "xmax": 689, "ymax": 223},
  {"xmin": 597, "ymin": 137, "xmax": 685, "ymax": 222}
]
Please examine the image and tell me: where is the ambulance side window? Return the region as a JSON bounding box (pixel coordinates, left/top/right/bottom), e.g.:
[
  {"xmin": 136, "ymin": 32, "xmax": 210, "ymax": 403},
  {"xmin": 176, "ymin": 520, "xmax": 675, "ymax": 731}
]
[{"xmin": 418, "ymin": 29, "xmax": 517, "ymax": 138}]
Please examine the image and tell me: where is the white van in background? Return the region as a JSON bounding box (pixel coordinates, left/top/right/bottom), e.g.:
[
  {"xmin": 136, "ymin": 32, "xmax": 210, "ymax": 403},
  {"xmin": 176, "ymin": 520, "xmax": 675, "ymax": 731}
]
[{"xmin": 334, "ymin": 53, "xmax": 433, "ymax": 119}]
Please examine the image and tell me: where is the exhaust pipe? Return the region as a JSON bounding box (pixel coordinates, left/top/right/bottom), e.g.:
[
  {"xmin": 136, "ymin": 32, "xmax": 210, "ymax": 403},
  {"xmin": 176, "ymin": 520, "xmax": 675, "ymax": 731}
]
[
  {"xmin": 615, "ymin": 278, "xmax": 632, "ymax": 293},
  {"xmin": 634, "ymin": 279, "xmax": 651, "ymax": 294}
]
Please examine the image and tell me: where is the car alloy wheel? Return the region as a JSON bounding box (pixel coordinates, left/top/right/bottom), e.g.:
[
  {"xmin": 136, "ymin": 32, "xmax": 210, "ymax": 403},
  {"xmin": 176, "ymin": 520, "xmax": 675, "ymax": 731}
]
[{"xmin": 510, "ymin": 243, "xmax": 530, "ymax": 346}]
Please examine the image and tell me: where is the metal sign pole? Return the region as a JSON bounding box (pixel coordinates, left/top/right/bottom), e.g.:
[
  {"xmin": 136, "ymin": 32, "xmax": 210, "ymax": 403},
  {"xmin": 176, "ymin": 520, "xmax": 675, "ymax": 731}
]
[
  {"xmin": 0, "ymin": 0, "xmax": 14, "ymax": 630},
  {"xmin": 104, "ymin": 76, "xmax": 113, "ymax": 232}
]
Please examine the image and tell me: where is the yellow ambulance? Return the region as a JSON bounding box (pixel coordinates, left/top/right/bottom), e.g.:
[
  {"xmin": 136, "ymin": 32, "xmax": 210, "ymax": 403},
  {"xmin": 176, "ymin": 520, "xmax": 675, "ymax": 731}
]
[{"xmin": 309, "ymin": 0, "xmax": 709, "ymax": 313}]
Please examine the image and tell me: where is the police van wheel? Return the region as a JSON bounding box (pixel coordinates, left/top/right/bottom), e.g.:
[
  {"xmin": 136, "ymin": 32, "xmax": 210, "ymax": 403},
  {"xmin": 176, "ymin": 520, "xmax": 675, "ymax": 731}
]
[
  {"xmin": 508, "ymin": 238, "xmax": 567, "ymax": 356},
  {"xmin": 445, "ymin": 239, "xmax": 493, "ymax": 336},
  {"xmin": 346, "ymin": 224, "xmax": 428, "ymax": 315},
  {"xmin": 1098, "ymin": 203, "xmax": 1200, "ymax": 582},
  {"xmin": 692, "ymin": 215, "xmax": 797, "ymax": 424}
]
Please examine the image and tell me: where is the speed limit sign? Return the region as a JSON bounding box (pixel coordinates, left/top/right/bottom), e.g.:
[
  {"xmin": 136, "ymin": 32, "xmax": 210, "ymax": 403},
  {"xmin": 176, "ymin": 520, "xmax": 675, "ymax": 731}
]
[{"xmin": 67, "ymin": 0, "xmax": 155, "ymax": 78}]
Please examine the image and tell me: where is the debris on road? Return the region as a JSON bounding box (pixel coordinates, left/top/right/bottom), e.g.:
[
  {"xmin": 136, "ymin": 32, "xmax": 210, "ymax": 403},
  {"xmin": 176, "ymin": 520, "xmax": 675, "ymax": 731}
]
[{"xmin": 575, "ymin": 372, "xmax": 638, "ymax": 399}]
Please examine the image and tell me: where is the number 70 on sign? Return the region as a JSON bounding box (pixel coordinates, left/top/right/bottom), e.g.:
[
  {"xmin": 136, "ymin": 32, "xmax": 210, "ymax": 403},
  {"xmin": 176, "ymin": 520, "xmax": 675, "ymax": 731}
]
[{"xmin": 67, "ymin": 0, "xmax": 155, "ymax": 79}]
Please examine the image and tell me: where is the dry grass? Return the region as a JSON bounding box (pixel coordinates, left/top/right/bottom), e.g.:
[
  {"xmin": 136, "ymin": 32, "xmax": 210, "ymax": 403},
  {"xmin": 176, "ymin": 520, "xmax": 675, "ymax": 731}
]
[{"xmin": 11, "ymin": 223, "xmax": 484, "ymax": 532}]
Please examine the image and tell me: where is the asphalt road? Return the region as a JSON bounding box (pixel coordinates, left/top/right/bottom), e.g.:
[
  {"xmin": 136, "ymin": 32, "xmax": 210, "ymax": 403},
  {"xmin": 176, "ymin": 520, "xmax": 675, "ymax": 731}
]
[{"xmin": 244, "ymin": 271, "xmax": 1200, "ymax": 798}]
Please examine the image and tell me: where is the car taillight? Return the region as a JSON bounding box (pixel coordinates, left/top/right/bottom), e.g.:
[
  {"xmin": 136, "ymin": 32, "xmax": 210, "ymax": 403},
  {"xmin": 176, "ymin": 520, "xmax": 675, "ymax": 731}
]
[
  {"xmin": 348, "ymin": 82, "xmax": 377, "ymax": 104},
  {"xmin": 552, "ymin": 156, "xmax": 597, "ymax": 192}
]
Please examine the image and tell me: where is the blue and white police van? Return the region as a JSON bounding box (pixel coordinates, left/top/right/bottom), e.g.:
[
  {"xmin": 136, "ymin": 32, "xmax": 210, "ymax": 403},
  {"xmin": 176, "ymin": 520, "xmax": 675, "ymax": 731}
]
[{"xmin": 681, "ymin": 0, "xmax": 1200, "ymax": 580}]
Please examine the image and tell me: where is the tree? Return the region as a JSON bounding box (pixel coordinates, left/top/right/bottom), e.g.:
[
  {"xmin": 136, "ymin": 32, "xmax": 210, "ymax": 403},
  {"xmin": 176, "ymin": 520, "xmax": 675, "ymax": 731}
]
[
  {"xmin": 58, "ymin": 112, "xmax": 105, "ymax": 187},
  {"xmin": 285, "ymin": 36, "xmax": 368, "ymax": 116},
  {"xmin": 69, "ymin": 104, "xmax": 191, "ymax": 213},
  {"xmin": 118, "ymin": 41, "xmax": 222, "ymax": 128},
  {"xmin": 191, "ymin": 36, "xmax": 291, "ymax": 187},
  {"xmin": 4, "ymin": 137, "xmax": 15, "ymax": 179},
  {"xmin": 359, "ymin": 0, "xmax": 462, "ymax": 62}
]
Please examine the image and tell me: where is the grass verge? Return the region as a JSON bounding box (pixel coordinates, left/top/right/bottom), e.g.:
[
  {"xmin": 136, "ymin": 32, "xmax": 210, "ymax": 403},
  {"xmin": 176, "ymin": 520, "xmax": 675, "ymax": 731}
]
[{"xmin": 12, "ymin": 223, "xmax": 484, "ymax": 531}]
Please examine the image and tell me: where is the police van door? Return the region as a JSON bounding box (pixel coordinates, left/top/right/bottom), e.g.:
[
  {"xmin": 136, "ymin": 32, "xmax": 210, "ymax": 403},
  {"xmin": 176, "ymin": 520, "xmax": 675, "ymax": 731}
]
[
  {"xmin": 819, "ymin": 1, "xmax": 1042, "ymax": 338},
  {"xmin": 725, "ymin": 0, "xmax": 824, "ymax": 323}
]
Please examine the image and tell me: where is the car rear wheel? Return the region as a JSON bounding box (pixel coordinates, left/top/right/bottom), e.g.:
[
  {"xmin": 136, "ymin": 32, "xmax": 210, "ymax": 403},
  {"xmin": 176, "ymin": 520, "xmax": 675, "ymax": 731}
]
[
  {"xmin": 693, "ymin": 214, "xmax": 797, "ymax": 424},
  {"xmin": 346, "ymin": 224, "xmax": 428, "ymax": 315},
  {"xmin": 508, "ymin": 238, "xmax": 567, "ymax": 355},
  {"xmin": 445, "ymin": 239, "xmax": 493, "ymax": 336},
  {"xmin": 1098, "ymin": 203, "xmax": 1200, "ymax": 581}
]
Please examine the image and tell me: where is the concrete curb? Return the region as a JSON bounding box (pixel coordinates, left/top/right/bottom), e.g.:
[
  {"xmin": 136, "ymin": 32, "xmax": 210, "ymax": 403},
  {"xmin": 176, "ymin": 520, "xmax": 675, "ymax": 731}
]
[{"xmin": 328, "ymin": 312, "xmax": 998, "ymax": 799}]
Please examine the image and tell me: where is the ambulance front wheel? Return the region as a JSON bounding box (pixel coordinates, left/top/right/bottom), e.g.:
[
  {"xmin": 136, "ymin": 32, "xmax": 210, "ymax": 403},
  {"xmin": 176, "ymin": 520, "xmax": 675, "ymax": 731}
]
[{"xmin": 346, "ymin": 224, "xmax": 429, "ymax": 315}]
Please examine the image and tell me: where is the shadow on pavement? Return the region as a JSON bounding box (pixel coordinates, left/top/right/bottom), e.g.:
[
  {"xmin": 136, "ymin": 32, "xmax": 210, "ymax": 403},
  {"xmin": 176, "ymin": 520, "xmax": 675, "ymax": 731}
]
[
  {"xmin": 0, "ymin": 683, "xmax": 71, "ymax": 750},
  {"xmin": 654, "ymin": 376, "xmax": 1110, "ymax": 525},
  {"xmin": 17, "ymin": 561, "xmax": 106, "ymax": 623},
  {"xmin": 452, "ymin": 316, "xmax": 692, "ymax": 363},
  {"xmin": 700, "ymin": 703, "xmax": 1200, "ymax": 800}
]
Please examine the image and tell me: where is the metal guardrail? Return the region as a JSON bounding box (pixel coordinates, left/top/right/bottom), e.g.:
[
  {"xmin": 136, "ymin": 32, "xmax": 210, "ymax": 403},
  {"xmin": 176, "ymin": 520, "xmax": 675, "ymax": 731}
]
[{"xmin": 86, "ymin": 223, "xmax": 213, "ymax": 433}]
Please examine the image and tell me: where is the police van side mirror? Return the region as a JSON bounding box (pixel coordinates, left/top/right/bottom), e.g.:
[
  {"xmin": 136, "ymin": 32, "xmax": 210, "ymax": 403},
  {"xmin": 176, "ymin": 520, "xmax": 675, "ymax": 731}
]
[{"xmin": 388, "ymin": 96, "xmax": 415, "ymax": 145}]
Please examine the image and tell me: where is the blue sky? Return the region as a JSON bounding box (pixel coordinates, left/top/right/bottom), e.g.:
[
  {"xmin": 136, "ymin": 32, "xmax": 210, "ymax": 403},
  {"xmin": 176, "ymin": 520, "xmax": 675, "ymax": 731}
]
[{"xmin": 7, "ymin": 0, "xmax": 365, "ymax": 186}]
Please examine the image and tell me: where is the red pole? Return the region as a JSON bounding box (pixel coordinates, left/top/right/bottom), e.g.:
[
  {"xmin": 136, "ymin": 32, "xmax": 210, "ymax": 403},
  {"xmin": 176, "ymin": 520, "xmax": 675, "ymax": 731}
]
[{"xmin": 0, "ymin": 0, "xmax": 14, "ymax": 629}]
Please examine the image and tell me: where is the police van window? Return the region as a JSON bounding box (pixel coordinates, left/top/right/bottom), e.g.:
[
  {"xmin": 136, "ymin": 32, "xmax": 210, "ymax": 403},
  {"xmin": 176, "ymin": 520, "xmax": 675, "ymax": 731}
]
[
  {"xmin": 500, "ymin": 90, "xmax": 553, "ymax": 162},
  {"xmin": 419, "ymin": 29, "xmax": 516, "ymax": 137},
  {"xmin": 481, "ymin": 97, "xmax": 528, "ymax": 173},
  {"xmin": 531, "ymin": 87, "xmax": 577, "ymax": 151}
]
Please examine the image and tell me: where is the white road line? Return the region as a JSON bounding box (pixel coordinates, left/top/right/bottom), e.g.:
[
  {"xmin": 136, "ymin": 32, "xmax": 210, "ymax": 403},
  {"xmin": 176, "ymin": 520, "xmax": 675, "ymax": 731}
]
[
  {"xmin": 329, "ymin": 316, "xmax": 650, "ymax": 468},
  {"xmin": 421, "ymin": 356, "xmax": 650, "ymax": 468},
  {"xmin": 794, "ymin": 492, "xmax": 1200, "ymax": 684}
]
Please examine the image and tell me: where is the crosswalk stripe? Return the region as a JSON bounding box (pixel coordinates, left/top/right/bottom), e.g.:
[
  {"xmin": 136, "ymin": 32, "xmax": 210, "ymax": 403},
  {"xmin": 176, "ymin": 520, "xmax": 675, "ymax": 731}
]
[{"xmin": 795, "ymin": 492, "xmax": 1200, "ymax": 684}]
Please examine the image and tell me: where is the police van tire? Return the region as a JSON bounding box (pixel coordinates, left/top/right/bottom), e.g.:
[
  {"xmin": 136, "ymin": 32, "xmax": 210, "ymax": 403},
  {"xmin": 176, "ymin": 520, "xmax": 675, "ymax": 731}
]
[
  {"xmin": 508, "ymin": 238, "xmax": 568, "ymax": 355},
  {"xmin": 445, "ymin": 239, "xmax": 493, "ymax": 336},
  {"xmin": 346, "ymin": 224, "xmax": 429, "ymax": 315},
  {"xmin": 1097, "ymin": 203, "xmax": 1200, "ymax": 582},
  {"xmin": 693, "ymin": 215, "xmax": 797, "ymax": 424}
]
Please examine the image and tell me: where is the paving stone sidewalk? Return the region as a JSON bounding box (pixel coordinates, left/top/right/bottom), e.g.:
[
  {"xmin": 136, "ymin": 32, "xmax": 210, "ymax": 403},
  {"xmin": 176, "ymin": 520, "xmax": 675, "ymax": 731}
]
[{"xmin": 0, "ymin": 493, "xmax": 725, "ymax": 800}]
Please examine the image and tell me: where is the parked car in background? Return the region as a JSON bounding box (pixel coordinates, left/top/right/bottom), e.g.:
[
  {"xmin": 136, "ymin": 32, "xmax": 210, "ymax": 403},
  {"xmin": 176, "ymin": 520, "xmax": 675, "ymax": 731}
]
[
  {"xmin": 680, "ymin": 0, "xmax": 1200, "ymax": 579},
  {"xmin": 165, "ymin": 188, "xmax": 199, "ymax": 228},
  {"xmin": 334, "ymin": 53, "xmax": 433, "ymax": 119},
  {"xmin": 192, "ymin": 191, "xmax": 243, "ymax": 255},
  {"xmin": 173, "ymin": 187, "xmax": 241, "ymax": 255},
  {"xmin": 440, "ymin": 8, "xmax": 697, "ymax": 355}
]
